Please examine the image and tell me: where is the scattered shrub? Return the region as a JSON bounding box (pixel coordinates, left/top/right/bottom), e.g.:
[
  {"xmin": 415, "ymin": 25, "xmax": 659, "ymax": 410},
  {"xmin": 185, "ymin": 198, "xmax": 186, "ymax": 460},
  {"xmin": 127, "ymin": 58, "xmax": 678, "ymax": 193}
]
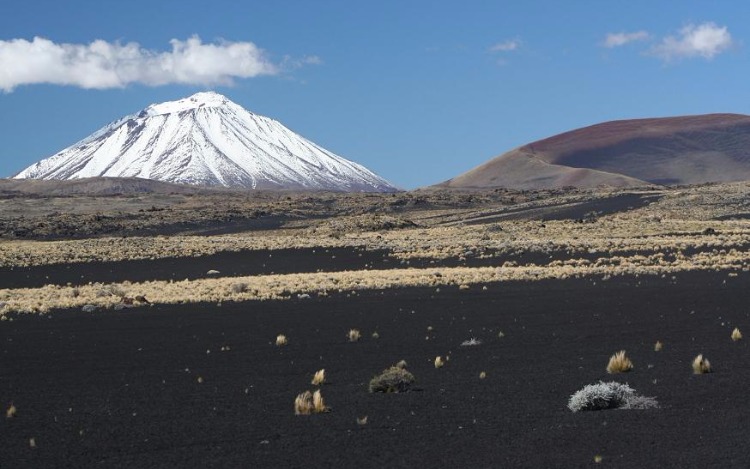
[
  {"xmin": 654, "ymin": 340, "xmax": 663, "ymax": 351},
  {"xmin": 606, "ymin": 350, "xmax": 633, "ymax": 374},
  {"xmin": 369, "ymin": 365, "xmax": 415, "ymax": 393},
  {"xmin": 479, "ymin": 371, "xmax": 487, "ymax": 379},
  {"xmin": 356, "ymin": 416, "xmax": 368, "ymax": 425},
  {"xmin": 311, "ymin": 369, "xmax": 326, "ymax": 386},
  {"xmin": 460, "ymin": 338, "xmax": 482, "ymax": 346},
  {"xmin": 294, "ymin": 391, "xmax": 313, "ymax": 415},
  {"xmin": 6, "ymin": 404, "xmax": 16, "ymax": 419},
  {"xmin": 692, "ymin": 354, "xmax": 711, "ymax": 374},
  {"xmin": 568, "ymin": 381, "xmax": 658, "ymax": 412},
  {"xmin": 731, "ymin": 327, "xmax": 743, "ymax": 342},
  {"xmin": 276, "ymin": 334, "xmax": 288, "ymax": 346},
  {"xmin": 348, "ymin": 329, "xmax": 361, "ymax": 342},
  {"xmin": 371, "ymin": 331, "xmax": 380, "ymax": 339},
  {"xmin": 434, "ymin": 356, "xmax": 445, "ymax": 368},
  {"xmin": 312, "ymin": 390, "xmax": 328, "ymax": 413}
]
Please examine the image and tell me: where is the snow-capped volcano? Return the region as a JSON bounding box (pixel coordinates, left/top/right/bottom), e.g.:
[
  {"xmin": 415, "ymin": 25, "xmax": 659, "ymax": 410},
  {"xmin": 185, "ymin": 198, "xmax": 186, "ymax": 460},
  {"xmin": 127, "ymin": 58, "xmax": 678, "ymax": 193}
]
[{"xmin": 14, "ymin": 92, "xmax": 397, "ymax": 192}]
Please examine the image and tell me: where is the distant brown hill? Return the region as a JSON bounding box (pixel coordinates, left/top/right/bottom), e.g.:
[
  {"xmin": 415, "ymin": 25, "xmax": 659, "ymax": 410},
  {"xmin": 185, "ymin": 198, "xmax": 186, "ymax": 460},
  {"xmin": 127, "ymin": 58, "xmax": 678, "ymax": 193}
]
[{"xmin": 438, "ymin": 113, "xmax": 750, "ymax": 189}]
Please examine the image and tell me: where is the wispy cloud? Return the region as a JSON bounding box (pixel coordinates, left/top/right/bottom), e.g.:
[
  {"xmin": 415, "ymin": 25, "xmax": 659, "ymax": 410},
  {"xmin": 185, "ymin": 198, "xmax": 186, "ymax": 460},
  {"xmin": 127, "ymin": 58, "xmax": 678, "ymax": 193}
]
[
  {"xmin": 0, "ymin": 35, "xmax": 313, "ymax": 92},
  {"xmin": 602, "ymin": 31, "xmax": 650, "ymax": 48},
  {"xmin": 649, "ymin": 22, "xmax": 733, "ymax": 61},
  {"xmin": 489, "ymin": 39, "xmax": 521, "ymax": 52}
]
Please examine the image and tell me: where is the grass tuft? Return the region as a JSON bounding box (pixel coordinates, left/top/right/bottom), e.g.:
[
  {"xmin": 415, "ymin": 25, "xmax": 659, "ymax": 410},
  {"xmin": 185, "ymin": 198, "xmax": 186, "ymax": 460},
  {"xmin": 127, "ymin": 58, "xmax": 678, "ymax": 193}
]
[
  {"xmin": 6, "ymin": 404, "xmax": 16, "ymax": 419},
  {"xmin": 606, "ymin": 350, "xmax": 633, "ymax": 374},
  {"xmin": 731, "ymin": 327, "xmax": 743, "ymax": 342},
  {"xmin": 276, "ymin": 334, "xmax": 288, "ymax": 346},
  {"xmin": 434, "ymin": 355, "xmax": 445, "ymax": 368},
  {"xmin": 692, "ymin": 354, "xmax": 712, "ymax": 374},
  {"xmin": 311, "ymin": 369, "xmax": 326, "ymax": 386},
  {"xmin": 312, "ymin": 389, "xmax": 328, "ymax": 413},
  {"xmin": 654, "ymin": 340, "xmax": 663, "ymax": 351},
  {"xmin": 348, "ymin": 329, "xmax": 361, "ymax": 342},
  {"xmin": 294, "ymin": 391, "xmax": 313, "ymax": 415}
]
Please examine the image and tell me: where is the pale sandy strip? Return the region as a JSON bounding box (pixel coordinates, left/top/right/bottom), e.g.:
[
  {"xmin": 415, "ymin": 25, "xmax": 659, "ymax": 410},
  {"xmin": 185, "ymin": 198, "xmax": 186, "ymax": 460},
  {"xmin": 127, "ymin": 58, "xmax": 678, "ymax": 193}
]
[
  {"xmin": 1, "ymin": 249, "xmax": 747, "ymax": 316},
  {"xmin": 2, "ymin": 218, "xmax": 750, "ymax": 268}
]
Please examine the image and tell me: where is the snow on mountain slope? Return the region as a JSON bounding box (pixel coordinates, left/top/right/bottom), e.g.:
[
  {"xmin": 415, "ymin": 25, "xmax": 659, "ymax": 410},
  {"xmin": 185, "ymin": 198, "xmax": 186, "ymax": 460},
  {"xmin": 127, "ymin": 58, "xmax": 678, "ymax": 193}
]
[{"xmin": 15, "ymin": 92, "xmax": 397, "ymax": 192}]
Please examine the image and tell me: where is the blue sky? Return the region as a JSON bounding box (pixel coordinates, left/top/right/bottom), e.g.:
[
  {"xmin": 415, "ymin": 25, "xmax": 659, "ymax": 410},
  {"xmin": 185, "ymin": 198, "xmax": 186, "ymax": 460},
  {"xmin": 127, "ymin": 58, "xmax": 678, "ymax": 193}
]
[{"xmin": 0, "ymin": 1, "xmax": 747, "ymax": 189}]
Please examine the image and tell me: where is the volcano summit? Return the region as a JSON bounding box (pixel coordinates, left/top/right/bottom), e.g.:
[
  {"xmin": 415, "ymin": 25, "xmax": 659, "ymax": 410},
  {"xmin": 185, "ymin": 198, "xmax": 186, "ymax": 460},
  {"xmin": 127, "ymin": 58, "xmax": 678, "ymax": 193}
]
[{"xmin": 14, "ymin": 92, "xmax": 396, "ymax": 192}]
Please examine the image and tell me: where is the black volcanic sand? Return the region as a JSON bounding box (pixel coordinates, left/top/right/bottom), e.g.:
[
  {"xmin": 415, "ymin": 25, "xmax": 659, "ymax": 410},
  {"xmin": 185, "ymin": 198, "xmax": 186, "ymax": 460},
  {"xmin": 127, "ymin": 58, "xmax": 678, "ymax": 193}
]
[
  {"xmin": 2, "ymin": 271, "xmax": 750, "ymax": 468},
  {"xmin": 3, "ymin": 237, "xmax": 745, "ymax": 289},
  {"xmin": 0, "ymin": 247, "xmax": 394, "ymax": 289}
]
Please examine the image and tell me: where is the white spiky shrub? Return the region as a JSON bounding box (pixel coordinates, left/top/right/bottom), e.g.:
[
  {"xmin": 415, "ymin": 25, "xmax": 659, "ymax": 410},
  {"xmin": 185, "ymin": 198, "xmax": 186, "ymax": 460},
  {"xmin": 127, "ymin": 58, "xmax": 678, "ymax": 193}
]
[{"xmin": 568, "ymin": 381, "xmax": 658, "ymax": 412}]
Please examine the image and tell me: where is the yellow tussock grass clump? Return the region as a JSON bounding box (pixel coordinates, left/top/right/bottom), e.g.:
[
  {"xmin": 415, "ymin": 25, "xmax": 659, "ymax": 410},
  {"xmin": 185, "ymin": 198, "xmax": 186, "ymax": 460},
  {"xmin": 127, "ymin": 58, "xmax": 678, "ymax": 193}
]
[
  {"xmin": 295, "ymin": 390, "xmax": 329, "ymax": 415},
  {"xmin": 311, "ymin": 369, "xmax": 326, "ymax": 386},
  {"xmin": 348, "ymin": 329, "xmax": 361, "ymax": 342},
  {"xmin": 731, "ymin": 327, "xmax": 742, "ymax": 341},
  {"xmin": 434, "ymin": 356, "xmax": 445, "ymax": 368},
  {"xmin": 294, "ymin": 391, "xmax": 313, "ymax": 415},
  {"xmin": 606, "ymin": 350, "xmax": 633, "ymax": 374},
  {"xmin": 276, "ymin": 334, "xmax": 288, "ymax": 346},
  {"xmin": 312, "ymin": 389, "xmax": 328, "ymax": 413},
  {"xmin": 692, "ymin": 354, "xmax": 711, "ymax": 374}
]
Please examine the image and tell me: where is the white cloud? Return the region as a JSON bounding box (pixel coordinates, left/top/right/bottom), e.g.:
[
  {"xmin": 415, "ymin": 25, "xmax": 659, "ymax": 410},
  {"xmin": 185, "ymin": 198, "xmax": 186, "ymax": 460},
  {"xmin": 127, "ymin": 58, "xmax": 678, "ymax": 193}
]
[
  {"xmin": 650, "ymin": 22, "xmax": 733, "ymax": 61},
  {"xmin": 489, "ymin": 39, "xmax": 520, "ymax": 52},
  {"xmin": 603, "ymin": 31, "xmax": 650, "ymax": 48},
  {"xmin": 282, "ymin": 54, "xmax": 323, "ymax": 69},
  {"xmin": 0, "ymin": 35, "xmax": 297, "ymax": 92}
]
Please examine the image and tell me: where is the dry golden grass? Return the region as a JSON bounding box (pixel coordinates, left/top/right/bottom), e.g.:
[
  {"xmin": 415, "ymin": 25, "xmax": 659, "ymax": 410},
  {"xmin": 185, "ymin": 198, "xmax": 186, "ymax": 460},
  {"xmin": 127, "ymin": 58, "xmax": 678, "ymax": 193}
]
[
  {"xmin": 312, "ymin": 389, "xmax": 328, "ymax": 413},
  {"xmin": 311, "ymin": 369, "xmax": 326, "ymax": 386},
  {"xmin": 294, "ymin": 391, "xmax": 313, "ymax": 415},
  {"xmin": 692, "ymin": 354, "xmax": 712, "ymax": 374},
  {"xmin": 434, "ymin": 356, "xmax": 445, "ymax": 368},
  {"xmin": 347, "ymin": 329, "xmax": 361, "ymax": 342},
  {"xmin": 654, "ymin": 340, "xmax": 663, "ymax": 351},
  {"xmin": 731, "ymin": 327, "xmax": 743, "ymax": 341},
  {"xmin": 5, "ymin": 184, "xmax": 750, "ymax": 316},
  {"xmin": 294, "ymin": 389, "xmax": 328, "ymax": 415},
  {"xmin": 6, "ymin": 404, "xmax": 16, "ymax": 419},
  {"xmin": 275, "ymin": 334, "xmax": 288, "ymax": 346},
  {"xmin": 606, "ymin": 350, "xmax": 633, "ymax": 374}
]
